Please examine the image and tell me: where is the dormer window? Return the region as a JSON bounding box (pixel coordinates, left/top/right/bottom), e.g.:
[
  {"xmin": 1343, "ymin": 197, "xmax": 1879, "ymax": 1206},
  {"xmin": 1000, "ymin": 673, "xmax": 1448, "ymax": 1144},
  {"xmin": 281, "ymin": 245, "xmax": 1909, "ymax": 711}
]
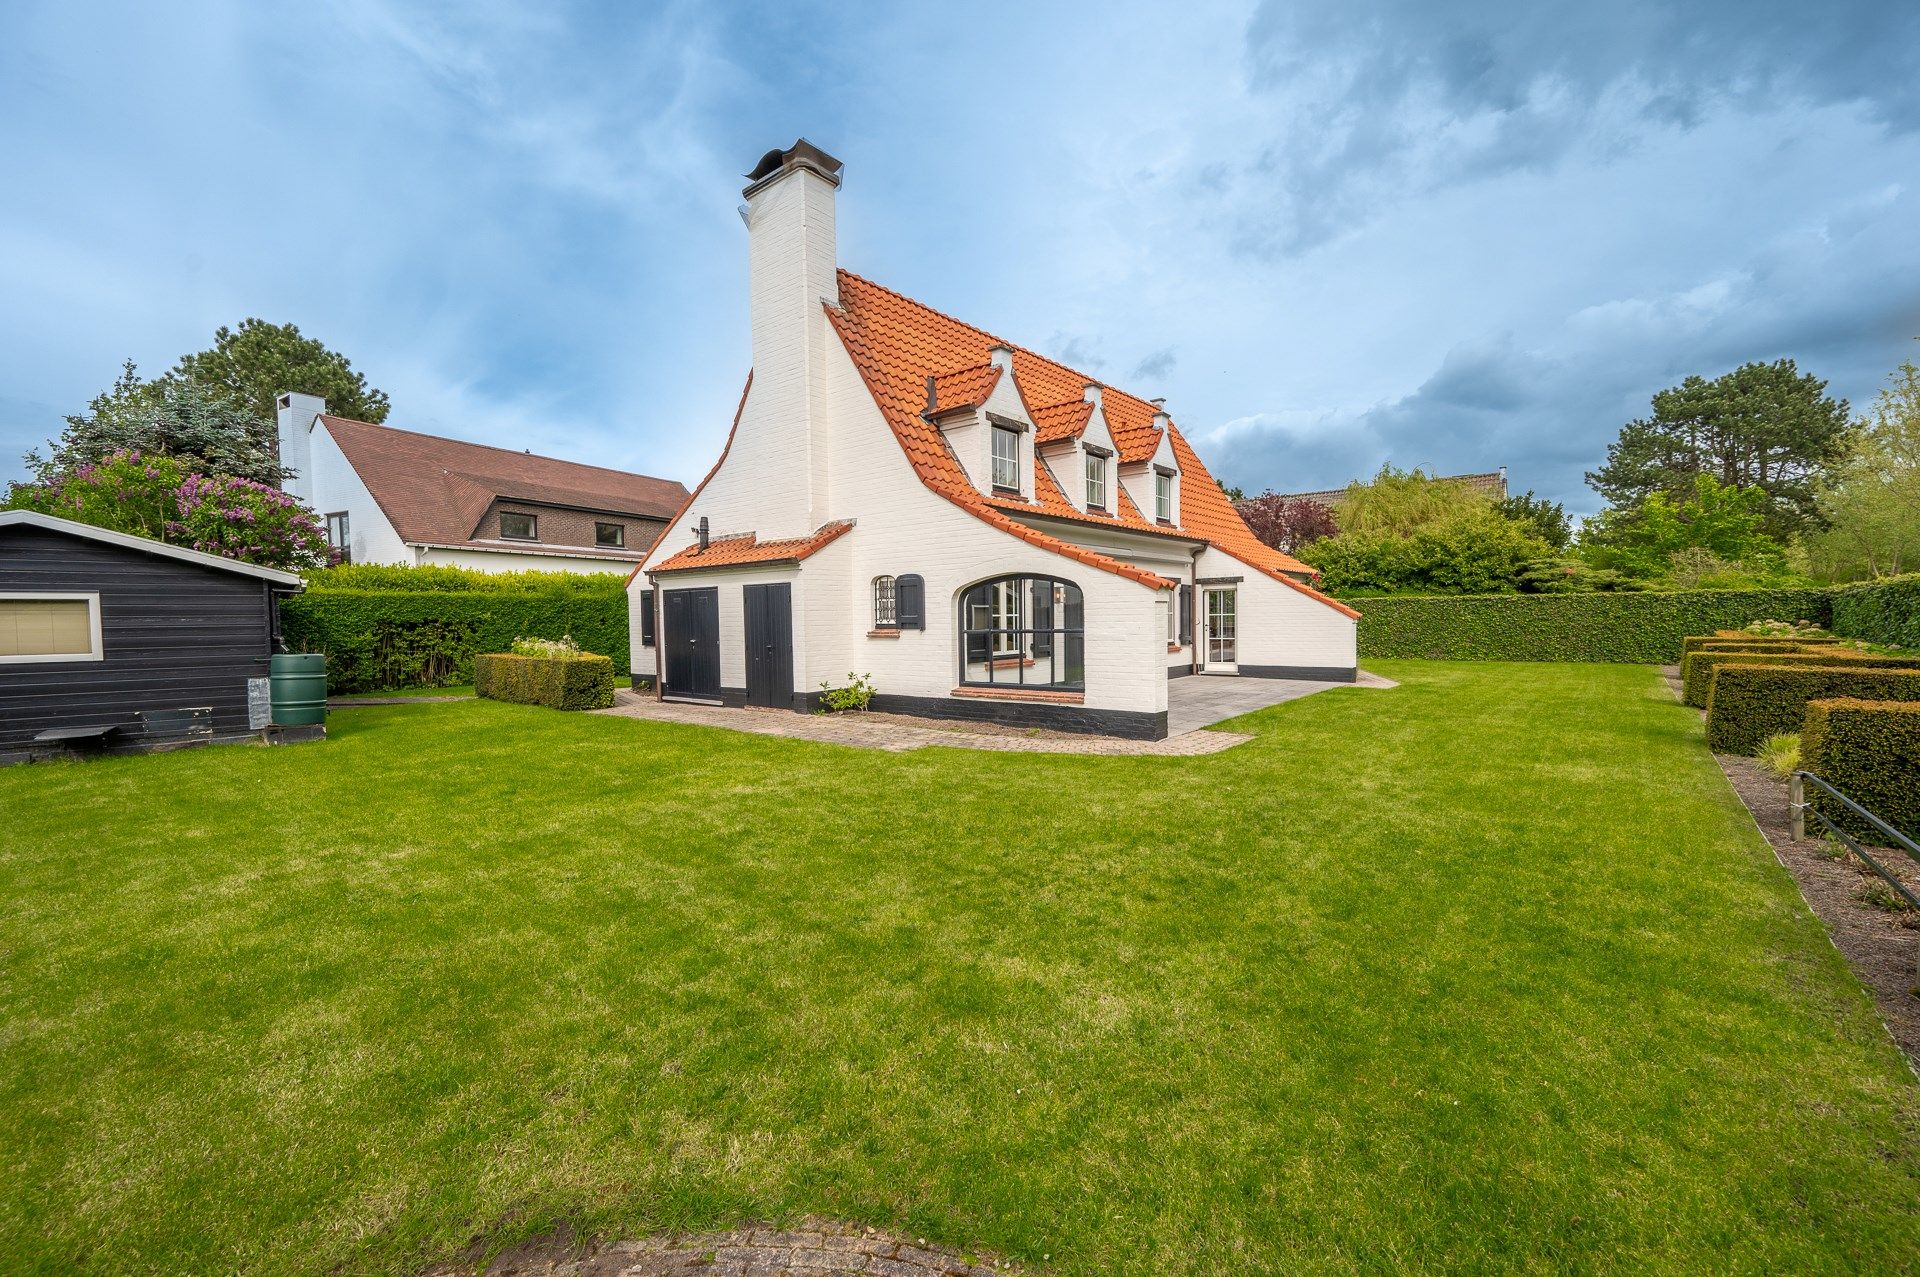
[
  {"xmin": 1155, "ymin": 470, "xmax": 1175, "ymax": 523},
  {"xmin": 990, "ymin": 424, "xmax": 1019, "ymax": 490},
  {"xmin": 1085, "ymin": 451, "xmax": 1107, "ymax": 510}
]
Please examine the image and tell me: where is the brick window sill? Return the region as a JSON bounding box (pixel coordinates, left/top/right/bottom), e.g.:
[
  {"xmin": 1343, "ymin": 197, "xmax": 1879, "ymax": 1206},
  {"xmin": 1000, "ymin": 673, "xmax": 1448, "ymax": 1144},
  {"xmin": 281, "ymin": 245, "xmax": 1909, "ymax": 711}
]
[
  {"xmin": 867, "ymin": 629, "xmax": 901, "ymax": 639},
  {"xmin": 951, "ymin": 686, "xmax": 1086, "ymax": 705},
  {"xmin": 1168, "ymin": 643, "xmax": 1182, "ymax": 653}
]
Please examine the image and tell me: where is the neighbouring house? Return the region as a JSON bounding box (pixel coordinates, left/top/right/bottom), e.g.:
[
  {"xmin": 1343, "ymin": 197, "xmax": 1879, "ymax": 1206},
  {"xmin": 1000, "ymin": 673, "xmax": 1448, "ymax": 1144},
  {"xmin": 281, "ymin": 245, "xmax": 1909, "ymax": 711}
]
[
  {"xmin": 0, "ymin": 510, "xmax": 304, "ymax": 761},
  {"xmin": 628, "ymin": 140, "xmax": 1359, "ymax": 740},
  {"xmin": 1264, "ymin": 468, "xmax": 1509, "ymax": 510},
  {"xmin": 276, "ymin": 398, "xmax": 689, "ymax": 573}
]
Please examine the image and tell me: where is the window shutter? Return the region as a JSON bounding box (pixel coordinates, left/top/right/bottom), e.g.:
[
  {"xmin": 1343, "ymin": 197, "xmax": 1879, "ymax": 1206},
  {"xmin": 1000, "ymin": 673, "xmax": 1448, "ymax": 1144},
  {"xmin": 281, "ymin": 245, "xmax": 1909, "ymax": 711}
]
[
  {"xmin": 640, "ymin": 589, "xmax": 656, "ymax": 646},
  {"xmin": 896, "ymin": 574, "xmax": 925, "ymax": 630},
  {"xmin": 1178, "ymin": 585, "xmax": 1192, "ymax": 646}
]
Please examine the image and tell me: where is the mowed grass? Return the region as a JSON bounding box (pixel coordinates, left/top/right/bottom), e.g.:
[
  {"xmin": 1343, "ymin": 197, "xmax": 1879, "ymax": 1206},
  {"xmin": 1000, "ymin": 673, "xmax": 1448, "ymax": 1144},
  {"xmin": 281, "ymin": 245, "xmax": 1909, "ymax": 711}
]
[{"xmin": 1, "ymin": 662, "xmax": 1915, "ymax": 1275}]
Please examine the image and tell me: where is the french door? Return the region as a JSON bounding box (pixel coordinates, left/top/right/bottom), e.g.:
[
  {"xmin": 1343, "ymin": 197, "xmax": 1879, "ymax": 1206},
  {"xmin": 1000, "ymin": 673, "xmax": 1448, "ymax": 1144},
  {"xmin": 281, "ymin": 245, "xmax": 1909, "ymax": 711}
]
[{"xmin": 1203, "ymin": 587, "xmax": 1237, "ymax": 673}]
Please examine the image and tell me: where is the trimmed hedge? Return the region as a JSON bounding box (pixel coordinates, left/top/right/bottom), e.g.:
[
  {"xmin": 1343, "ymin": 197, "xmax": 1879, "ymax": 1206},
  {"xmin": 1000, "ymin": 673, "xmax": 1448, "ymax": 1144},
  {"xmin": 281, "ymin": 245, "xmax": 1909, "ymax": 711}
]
[
  {"xmin": 1802, "ymin": 698, "xmax": 1920, "ymax": 843},
  {"xmin": 1680, "ymin": 634, "xmax": 1842, "ymax": 656},
  {"xmin": 474, "ymin": 652, "xmax": 616, "ymax": 710},
  {"xmin": 1704, "ymin": 665, "xmax": 1920, "ymax": 754},
  {"xmin": 1680, "ymin": 649, "xmax": 1915, "ymax": 708},
  {"xmin": 282, "ymin": 589, "xmax": 628, "ymax": 692},
  {"xmin": 1830, "ymin": 575, "xmax": 1920, "ymax": 650},
  {"xmin": 1355, "ymin": 589, "xmax": 1832, "ymax": 663}
]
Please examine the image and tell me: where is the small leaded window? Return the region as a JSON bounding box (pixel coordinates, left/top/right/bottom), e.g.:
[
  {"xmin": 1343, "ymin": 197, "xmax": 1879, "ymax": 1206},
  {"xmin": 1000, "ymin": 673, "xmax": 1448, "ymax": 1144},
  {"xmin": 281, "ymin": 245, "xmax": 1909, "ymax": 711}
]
[
  {"xmin": 873, "ymin": 575, "xmax": 897, "ymax": 629},
  {"xmin": 990, "ymin": 425, "xmax": 1019, "ymax": 490},
  {"xmin": 500, "ymin": 511, "xmax": 537, "ymax": 540},
  {"xmin": 1085, "ymin": 452, "xmax": 1106, "ymax": 509}
]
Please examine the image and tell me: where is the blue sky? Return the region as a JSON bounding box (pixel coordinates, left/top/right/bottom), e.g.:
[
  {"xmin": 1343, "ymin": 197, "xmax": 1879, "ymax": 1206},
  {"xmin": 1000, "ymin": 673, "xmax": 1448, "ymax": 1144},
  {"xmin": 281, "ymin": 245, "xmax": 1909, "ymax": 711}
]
[{"xmin": 3, "ymin": 0, "xmax": 1917, "ymax": 516}]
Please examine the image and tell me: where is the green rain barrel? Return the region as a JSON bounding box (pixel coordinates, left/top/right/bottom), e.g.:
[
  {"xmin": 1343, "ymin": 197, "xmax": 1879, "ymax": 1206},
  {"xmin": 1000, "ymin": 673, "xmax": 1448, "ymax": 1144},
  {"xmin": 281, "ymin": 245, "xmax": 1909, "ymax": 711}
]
[{"xmin": 269, "ymin": 653, "xmax": 328, "ymax": 726}]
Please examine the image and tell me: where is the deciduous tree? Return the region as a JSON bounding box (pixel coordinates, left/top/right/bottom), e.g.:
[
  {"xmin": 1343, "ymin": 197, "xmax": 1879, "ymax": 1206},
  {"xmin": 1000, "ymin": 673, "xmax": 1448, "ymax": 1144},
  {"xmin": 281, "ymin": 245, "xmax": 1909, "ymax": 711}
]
[
  {"xmin": 1236, "ymin": 492, "xmax": 1339, "ymax": 553},
  {"xmin": 1805, "ymin": 350, "xmax": 1920, "ymax": 580}
]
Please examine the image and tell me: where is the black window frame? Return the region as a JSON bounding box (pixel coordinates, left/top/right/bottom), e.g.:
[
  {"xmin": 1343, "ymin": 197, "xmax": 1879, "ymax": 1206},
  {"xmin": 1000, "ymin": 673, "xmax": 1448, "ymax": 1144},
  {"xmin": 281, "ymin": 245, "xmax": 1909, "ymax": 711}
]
[
  {"xmin": 595, "ymin": 521, "xmax": 626, "ymax": 548},
  {"xmin": 499, "ymin": 511, "xmax": 538, "ymax": 541},
  {"xmin": 324, "ymin": 511, "xmax": 351, "ymax": 563},
  {"xmin": 958, "ymin": 574, "xmax": 1084, "ymax": 691}
]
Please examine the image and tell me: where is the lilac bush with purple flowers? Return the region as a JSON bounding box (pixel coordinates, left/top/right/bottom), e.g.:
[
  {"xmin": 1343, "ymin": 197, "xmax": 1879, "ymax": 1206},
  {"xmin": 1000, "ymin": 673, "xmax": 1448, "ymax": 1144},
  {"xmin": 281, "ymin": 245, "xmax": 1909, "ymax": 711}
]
[{"xmin": 5, "ymin": 449, "xmax": 329, "ymax": 570}]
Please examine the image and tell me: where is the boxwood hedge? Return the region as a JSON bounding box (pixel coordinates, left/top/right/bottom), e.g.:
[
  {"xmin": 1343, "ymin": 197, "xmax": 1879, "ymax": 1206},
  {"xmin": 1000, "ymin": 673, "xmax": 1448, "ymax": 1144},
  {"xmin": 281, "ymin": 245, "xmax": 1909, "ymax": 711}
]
[
  {"xmin": 1679, "ymin": 634, "xmax": 1842, "ymax": 657},
  {"xmin": 281, "ymin": 589, "xmax": 629, "ymax": 692},
  {"xmin": 1355, "ymin": 589, "xmax": 1832, "ymax": 663},
  {"xmin": 474, "ymin": 652, "xmax": 616, "ymax": 710},
  {"xmin": 1680, "ymin": 649, "xmax": 1915, "ymax": 708},
  {"xmin": 1802, "ymin": 697, "xmax": 1920, "ymax": 842},
  {"xmin": 1704, "ymin": 665, "xmax": 1920, "ymax": 754},
  {"xmin": 1830, "ymin": 575, "xmax": 1920, "ymax": 650}
]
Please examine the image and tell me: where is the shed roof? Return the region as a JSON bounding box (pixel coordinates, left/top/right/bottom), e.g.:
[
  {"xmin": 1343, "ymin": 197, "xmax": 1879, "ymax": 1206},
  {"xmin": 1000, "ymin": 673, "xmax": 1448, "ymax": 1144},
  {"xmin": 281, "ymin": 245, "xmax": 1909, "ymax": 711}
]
[{"xmin": 0, "ymin": 511, "xmax": 305, "ymax": 587}]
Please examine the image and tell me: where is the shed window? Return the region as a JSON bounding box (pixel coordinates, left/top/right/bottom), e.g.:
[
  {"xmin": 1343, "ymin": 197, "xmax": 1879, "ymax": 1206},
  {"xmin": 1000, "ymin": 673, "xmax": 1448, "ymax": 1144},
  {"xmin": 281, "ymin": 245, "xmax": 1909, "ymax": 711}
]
[
  {"xmin": 500, "ymin": 512, "xmax": 537, "ymax": 540},
  {"xmin": 0, "ymin": 594, "xmax": 103, "ymax": 664},
  {"xmin": 959, "ymin": 575, "xmax": 1083, "ymax": 690},
  {"xmin": 595, "ymin": 522, "xmax": 625, "ymax": 548},
  {"xmin": 1085, "ymin": 452, "xmax": 1106, "ymax": 509},
  {"xmin": 990, "ymin": 425, "xmax": 1019, "ymax": 490},
  {"xmin": 872, "ymin": 575, "xmax": 897, "ymax": 629},
  {"xmin": 640, "ymin": 589, "xmax": 655, "ymax": 646}
]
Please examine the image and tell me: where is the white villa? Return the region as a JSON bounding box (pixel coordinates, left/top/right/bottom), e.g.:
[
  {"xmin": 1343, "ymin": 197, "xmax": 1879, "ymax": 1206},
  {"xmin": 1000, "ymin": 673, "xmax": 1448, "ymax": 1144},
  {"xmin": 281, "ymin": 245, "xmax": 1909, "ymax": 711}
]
[{"xmin": 629, "ymin": 140, "xmax": 1358, "ymax": 740}]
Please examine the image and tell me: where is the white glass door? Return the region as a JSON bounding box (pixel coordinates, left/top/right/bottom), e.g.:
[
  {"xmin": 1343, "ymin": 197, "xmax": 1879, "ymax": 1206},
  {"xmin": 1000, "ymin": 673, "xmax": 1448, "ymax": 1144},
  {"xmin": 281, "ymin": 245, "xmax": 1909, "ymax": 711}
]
[{"xmin": 1204, "ymin": 588, "xmax": 1237, "ymax": 672}]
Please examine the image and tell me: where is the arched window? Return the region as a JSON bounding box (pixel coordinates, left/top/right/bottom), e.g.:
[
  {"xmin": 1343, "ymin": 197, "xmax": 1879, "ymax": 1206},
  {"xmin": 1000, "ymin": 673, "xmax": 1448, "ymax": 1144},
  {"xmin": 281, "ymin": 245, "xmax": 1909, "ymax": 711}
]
[
  {"xmin": 872, "ymin": 575, "xmax": 897, "ymax": 629},
  {"xmin": 958, "ymin": 575, "xmax": 1084, "ymax": 690}
]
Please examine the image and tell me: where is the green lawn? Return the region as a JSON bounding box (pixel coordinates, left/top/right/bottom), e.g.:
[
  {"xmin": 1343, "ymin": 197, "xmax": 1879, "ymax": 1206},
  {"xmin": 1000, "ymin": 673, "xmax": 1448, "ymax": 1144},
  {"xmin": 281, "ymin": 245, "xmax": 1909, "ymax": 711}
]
[{"xmin": 2, "ymin": 662, "xmax": 1915, "ymax": 1274}]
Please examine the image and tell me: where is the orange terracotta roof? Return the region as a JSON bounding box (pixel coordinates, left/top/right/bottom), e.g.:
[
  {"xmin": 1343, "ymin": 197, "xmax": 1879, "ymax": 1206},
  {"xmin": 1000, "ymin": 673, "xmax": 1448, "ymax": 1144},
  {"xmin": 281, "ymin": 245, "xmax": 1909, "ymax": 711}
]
[
  {"xmin": 1033, "ymin": 399, "xmax": 1094, "ymax": 442},
  {"xmin": 926, "ymin": 363, "xmax": 1002, "ymax": 415},
  {"xmin": 829, "ymin": 270, "xmax": 1353, "ymax": 616},
  {"xmin": 652, "ymin": 519, "xmax": 854, "ymax": 572},
  {"xmin": 827, "ymin": 289, "xmax": 1173, "ymax": 592},
  {"xmin": 320, "ymin": 414, "xmax": 688, "ymax": 557}
]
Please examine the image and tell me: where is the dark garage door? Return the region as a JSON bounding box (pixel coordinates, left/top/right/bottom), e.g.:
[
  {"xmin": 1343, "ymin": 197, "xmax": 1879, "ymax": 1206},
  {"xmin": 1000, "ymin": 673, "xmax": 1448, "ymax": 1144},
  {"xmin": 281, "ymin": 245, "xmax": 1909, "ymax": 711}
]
[{"xmin": 661, "ymin": 587, "xmax": 720, "ymax": 700}]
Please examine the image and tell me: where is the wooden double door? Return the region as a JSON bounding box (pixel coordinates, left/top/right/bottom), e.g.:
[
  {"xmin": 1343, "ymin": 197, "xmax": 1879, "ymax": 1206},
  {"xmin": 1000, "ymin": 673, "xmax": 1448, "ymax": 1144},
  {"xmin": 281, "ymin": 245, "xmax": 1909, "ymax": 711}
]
[{"xmin": 660, "ymin": 583, "xmax": 792, "ymax": 708}]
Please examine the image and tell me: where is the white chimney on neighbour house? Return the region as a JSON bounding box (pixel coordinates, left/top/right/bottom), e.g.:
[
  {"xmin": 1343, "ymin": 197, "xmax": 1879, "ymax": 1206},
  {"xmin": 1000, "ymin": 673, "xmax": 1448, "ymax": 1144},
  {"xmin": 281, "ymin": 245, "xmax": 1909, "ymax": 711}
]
[
  {"xmin": 740, "ymin": 139, "xmax": 842, "ymax": 534},
  {"xmin": 275, "ymin": 391, "xmax": 327, "ymax": 502}
]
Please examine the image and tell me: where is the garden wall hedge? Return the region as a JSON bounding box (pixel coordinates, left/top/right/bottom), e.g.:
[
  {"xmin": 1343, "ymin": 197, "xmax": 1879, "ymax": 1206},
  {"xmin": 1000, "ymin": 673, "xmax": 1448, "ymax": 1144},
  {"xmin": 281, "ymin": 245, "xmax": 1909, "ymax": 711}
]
[
  {"xmin": 1354, "ymin": 589, "xmax": 1832, "ymax": 663},
  {"xmin": 1802, "ymin": 698, "xmax": 1920, "ymax": 842},
  {"xmin": 1830, "ymin": 575, "xmax": 1920, "ymax": 650},
  {"xmin": 474, "ymin": 652, "xmax": 616, "ymax": 710},
  {"xmin": 281, "ymin": 589, "xmax": 629, "ymax": 692},
  {"xmin": 1704, "ymin": 665, "xmax": 1920, "ymax": 755},
  {"xmin": 1680, "ymin": 649, "xmax": 1918, "ymax": 708}
]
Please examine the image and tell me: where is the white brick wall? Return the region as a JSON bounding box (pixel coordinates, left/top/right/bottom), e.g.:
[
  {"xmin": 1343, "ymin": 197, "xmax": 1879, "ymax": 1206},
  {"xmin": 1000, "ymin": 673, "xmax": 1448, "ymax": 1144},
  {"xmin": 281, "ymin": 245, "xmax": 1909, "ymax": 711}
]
[{"xmin": 306, "ymin": 423, "xmax": 412, "ymax": 566}]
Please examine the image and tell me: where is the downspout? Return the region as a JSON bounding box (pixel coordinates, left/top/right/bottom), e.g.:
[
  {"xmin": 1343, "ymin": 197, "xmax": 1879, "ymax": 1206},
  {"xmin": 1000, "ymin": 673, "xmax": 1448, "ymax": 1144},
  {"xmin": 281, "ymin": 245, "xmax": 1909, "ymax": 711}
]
[
  {"xmin": 1188, "ymin": 543, "xmax": 1203, "ymax": 674},
  {"xmin": 648, "ymin": 571, "xmax": 664, "ymax": 700}
]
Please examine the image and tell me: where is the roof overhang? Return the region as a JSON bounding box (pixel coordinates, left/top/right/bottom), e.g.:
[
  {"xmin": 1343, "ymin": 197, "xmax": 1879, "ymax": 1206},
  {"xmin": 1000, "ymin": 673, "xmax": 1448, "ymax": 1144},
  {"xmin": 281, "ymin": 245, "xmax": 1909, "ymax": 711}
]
[{"xmin": 0, "ymin": 510, "xmax": 306, "ymax": 588}]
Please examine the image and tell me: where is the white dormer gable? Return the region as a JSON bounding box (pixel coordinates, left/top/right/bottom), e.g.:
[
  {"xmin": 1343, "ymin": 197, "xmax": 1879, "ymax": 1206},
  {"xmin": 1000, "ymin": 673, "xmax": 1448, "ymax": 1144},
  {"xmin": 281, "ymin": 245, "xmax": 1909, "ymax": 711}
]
[
  {"xmin": 1075, "ymin": 385, "xmax": 1119, "ymax": 514},
  {"xmin": 928, "ymin": 345, "xmax": 1037, "ymax": 502},
  {"xmin": 1121, "ymin": 406, "xmax": 1182, "ymax": 526}
]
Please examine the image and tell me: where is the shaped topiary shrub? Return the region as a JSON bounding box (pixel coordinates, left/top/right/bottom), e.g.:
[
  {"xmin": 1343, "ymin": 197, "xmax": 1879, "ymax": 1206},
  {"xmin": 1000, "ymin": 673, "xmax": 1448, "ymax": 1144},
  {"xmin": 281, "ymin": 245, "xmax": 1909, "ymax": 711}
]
[
  {"xmin": 475, "ymin": 652, "xmax": 616, "ymax": 710},
  {"xmin": 1705, "ymin": 665, "xmax": 1920, "ymax": 755},
  {"xmin": 1801, "ymin": 698, "xmax": 1920, "ymax": 843},
  {"xmin": 1679, "ymin": 648, "xmax": 1911, "ymax": 708}
]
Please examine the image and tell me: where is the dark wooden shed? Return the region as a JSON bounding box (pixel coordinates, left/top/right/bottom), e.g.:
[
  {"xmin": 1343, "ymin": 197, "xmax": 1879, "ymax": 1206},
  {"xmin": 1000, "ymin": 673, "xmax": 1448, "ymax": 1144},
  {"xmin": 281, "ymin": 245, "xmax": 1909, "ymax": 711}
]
[{"xmin": 0, "ymin": 510, "xmax": 305, "ymax": 761}]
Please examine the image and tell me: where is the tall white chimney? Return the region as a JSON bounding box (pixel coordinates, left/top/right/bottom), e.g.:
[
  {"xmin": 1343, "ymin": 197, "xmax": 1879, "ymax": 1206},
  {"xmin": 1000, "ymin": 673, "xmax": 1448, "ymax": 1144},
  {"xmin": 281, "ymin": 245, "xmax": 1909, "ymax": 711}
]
[
  {"xmin": 275, "ymin": 391, "xmax": 327, "ymax": 502},
  {"xmin": 740, "ymin": 139, "xmax": 842, "ymax": 533}
]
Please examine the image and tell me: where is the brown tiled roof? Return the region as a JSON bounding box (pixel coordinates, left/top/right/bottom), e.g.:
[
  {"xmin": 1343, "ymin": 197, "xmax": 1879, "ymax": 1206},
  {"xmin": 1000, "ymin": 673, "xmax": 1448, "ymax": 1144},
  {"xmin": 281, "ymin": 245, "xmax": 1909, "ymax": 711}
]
[
  {"xmin": 651, "ymin": 520, "xmax": 854, "ymax": 572},
  {"xmin": 319, "ymin": 415, "xmax": 689, "ymax": 555},
  {"xmin": 828, "ymin": 271, "xmax": 1354, "ymax": 615}
]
